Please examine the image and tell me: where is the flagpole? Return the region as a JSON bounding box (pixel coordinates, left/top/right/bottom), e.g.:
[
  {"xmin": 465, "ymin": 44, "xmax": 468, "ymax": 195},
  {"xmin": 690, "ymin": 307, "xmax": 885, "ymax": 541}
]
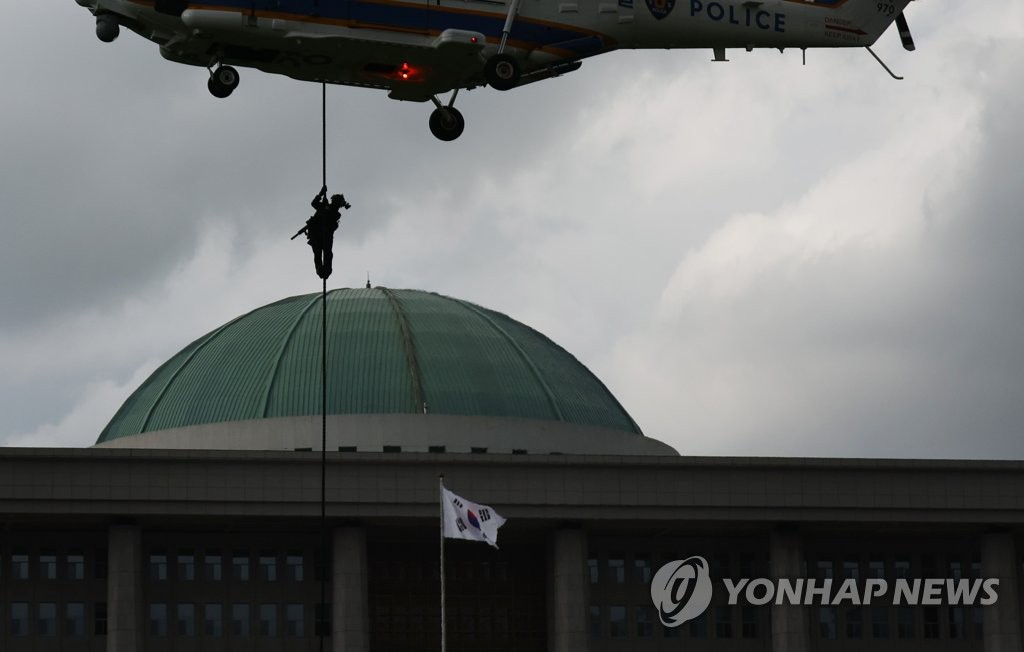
[{"xmin": 439, "ymin": 474, "xmax": 446, "ymax": 652}]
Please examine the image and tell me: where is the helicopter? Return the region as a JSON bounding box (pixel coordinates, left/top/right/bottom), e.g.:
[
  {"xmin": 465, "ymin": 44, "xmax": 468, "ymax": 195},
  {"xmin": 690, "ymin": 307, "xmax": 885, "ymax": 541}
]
[{"xmin": 77, "ymin": 0, "xmax": 917, "ymax": 141}]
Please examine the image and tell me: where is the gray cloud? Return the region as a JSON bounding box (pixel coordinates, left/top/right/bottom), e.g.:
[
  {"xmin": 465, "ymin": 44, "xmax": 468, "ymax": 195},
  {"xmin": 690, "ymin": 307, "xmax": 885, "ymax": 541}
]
[{"xmin": 610, "ymin": 30, "xmax": 1024, "ymax": 458}]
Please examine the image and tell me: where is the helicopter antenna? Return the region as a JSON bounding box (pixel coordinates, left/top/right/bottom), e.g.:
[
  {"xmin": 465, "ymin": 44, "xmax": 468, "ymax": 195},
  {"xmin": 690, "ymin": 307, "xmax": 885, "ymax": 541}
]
[{"xmin": 865, "ymin": 46, "xmax": 903, "ymax": 80}]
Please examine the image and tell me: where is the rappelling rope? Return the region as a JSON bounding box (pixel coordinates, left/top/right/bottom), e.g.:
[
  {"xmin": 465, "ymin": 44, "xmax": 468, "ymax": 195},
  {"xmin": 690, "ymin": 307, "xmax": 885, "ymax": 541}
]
[
  {"xmin": 322, "ymin": 82, "xmax": 327, "ymax": 189},
  {"xmin": 318, "ymin": 81, "xmax": 328, "ymax": 652},
  {"xmin": 319, "ymin": 276, "xmax": 327, "ymax": 652}
]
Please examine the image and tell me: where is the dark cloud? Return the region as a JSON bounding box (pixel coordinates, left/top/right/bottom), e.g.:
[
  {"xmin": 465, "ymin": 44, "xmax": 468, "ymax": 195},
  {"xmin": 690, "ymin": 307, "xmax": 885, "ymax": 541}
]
[{"xmin": 3, "ymin": 3, "xmax": 1023, "ymax": 459}]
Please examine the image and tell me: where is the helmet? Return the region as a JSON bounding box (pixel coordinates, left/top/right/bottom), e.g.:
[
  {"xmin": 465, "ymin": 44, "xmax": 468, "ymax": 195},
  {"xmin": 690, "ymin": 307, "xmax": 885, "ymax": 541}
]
[{"xmin": 331, "ymin": 194, "xmax": 346, "ymax": 207}]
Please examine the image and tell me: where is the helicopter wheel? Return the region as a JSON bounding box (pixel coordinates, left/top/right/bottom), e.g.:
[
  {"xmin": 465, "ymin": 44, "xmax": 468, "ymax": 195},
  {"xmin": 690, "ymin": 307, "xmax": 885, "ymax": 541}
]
[
  {"xmin": 428, "ymin": 106, "xmax": 465, "ymax": 142},
  {"xmin": 96, "ymin": 14, "xmax": 120, "ymax": 43},
  {"xmin": 208, "ymin": 66, "xmax": 240, "ymax": 98},
  {"xmin": 484, "ymin": 54, "xmax": 520, "ymax": 91}
]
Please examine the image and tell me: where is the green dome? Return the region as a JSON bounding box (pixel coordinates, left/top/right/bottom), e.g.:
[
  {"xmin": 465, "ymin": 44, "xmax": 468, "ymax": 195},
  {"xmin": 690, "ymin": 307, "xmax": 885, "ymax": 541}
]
[{"xmin": 97, "ymin": 288, "xmax": 642, "ymax": 443}]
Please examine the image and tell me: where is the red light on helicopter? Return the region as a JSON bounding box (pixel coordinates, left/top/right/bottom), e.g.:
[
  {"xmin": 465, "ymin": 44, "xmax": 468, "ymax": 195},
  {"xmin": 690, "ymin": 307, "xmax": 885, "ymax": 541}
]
[
  {"xmin": 378, "ymin": 61, "xmax": 423, "ymax": 82},
  {"xmin": 471, "ymin": 36, "xmax": 478, "ymax": 43}
]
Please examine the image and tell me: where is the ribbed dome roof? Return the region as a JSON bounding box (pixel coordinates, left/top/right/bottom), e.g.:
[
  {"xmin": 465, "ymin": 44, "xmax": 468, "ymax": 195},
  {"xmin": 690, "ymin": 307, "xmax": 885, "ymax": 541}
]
[{"xmin": 97, "ymin": 288, "xmax": 642, "ymax": 443}]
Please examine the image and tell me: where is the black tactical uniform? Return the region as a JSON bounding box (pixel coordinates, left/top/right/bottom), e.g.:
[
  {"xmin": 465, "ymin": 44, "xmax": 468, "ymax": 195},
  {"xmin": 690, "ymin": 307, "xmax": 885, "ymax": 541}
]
[{"xmin": 305, "ymin": 187, "xmax": 347, "ymax": 280}]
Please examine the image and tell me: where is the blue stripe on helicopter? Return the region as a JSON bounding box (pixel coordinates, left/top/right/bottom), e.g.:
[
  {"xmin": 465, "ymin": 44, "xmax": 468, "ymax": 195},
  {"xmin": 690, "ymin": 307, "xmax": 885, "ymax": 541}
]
[
  {"xmin": 351, "ymin": 1, "xmax": 605, "ymax": 52},
  {"xmin": 188, "ymin": 0, "xmax": 608, "ymax": 53}
]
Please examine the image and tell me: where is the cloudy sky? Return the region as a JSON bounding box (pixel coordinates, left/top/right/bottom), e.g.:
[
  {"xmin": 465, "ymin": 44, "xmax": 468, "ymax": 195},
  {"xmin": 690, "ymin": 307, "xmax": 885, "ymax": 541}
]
[{"xmin": 2, "ymin": 1, "xmax": 1022, "ymax": 458}]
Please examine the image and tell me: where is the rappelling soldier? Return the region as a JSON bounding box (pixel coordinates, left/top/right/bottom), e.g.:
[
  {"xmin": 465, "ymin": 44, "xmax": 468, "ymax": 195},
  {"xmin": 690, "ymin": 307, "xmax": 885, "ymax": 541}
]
[{"xmin": 293, "ymin": 185, "xmax": 350, "ymax": 279}]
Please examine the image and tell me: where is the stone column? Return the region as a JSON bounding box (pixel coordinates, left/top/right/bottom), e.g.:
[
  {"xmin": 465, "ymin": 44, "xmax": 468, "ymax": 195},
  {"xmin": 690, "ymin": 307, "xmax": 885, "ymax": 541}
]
[
  {"xmin": 107, "ymin": 524, "xmax": 142, "ymax": 652},
  {"xmin": 549, "ymin": 526, "xmax": 588, "ymax": 652},
  {"xmin": 333, "ymin": 526, "xmax": 370, "ymax": 652},
  {"xmin": 982, "ymin": 533, "xmax": 1022, "ymax": 652},
  {"xmin": 770, "ymin": 528, "xmax": 809, "ymax": 652}
]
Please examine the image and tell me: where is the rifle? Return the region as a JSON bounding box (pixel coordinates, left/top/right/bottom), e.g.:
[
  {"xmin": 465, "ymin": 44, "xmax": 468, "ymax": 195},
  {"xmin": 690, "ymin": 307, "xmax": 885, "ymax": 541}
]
[{"xmin": 290, "ymin": 223, "xmax": 309, "ymax": 241}]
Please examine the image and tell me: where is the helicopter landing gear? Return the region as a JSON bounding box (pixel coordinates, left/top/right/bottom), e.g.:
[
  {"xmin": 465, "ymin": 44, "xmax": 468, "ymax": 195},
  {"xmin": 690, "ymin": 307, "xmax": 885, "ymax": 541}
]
[
  {"xmin": 484, "ymin": 54, "xmax": 520, "ymax": 91},
  {"xmin": 429, "ymin": 107, "xmax": 464, "ymax": 142},
  {"xmin": 207, "ymin": 65, "xmax": 240, "ymax": 99},
  {"xmin": 95, "ymin": 13, "xmax": 120, "ymax": 43},
  {"xmin": 484, "ymin": 0, "xmax": 523, "ymax": 91},
  {"xmin": 428, "ymin": 92, "xmax": 465, "ymax": 141}
]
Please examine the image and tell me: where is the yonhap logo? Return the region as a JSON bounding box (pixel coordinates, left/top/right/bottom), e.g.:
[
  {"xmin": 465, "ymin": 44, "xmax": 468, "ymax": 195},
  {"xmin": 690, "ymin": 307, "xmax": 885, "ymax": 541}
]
[
  {"xmin": 650, "ymin": 556, "xmax": 714, "ymax": 627},
  {"xmin": 649, "ymin": 554, "xmax": 1000, "ymax": 618}
]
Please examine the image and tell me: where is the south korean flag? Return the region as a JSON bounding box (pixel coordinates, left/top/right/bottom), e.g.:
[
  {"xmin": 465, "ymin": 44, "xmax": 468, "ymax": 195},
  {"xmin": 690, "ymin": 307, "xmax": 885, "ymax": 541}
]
[{"xmin": 441, "ymin": 485, "xmax": 507, "ymax": 548}]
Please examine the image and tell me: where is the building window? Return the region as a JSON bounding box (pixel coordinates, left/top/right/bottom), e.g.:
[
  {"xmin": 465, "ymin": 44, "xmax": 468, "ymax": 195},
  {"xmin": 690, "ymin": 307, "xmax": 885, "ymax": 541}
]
[
  {"xmin": 260, "ymin": 604, "xmax": 278, "ymax": 636},
  {"xmin": 12, "ymin": 552, "xmax": 29, "ymax": 579},
  {"xmin": 663, "ymin": 621, "xmax": 682, "ymax": 638},
  {"xmin": 232, "ymin": 604, "xmax": 250, "ymax": 637},
  {"xmin": 973, "ymin": 606, "xmax": 983, "ymax": 638},
  {"xmin": 204, "ymin": 604, "xmax": 222, "ymax": 637},
  {"xmin": 921, "ymin": 554, "xmax": 937, "ymax": 578},
  {"xmin": 636, "ymin": 606, "xmax": 654, "ymax": 638},
  {"xmin": 949, "ymin": 606, "xmax": 965, "ymax": 639},
  {"xmin": 897, "ymin": 606, "xmax": 914, "ymax": 638},
  {"xmin": 741, "ymin": 606, "xmax": 758, "ymax": 638},
  {"xmin": 11, "ymin": 602, "xmax": 29, "ymax": 636},
  {"xmin": 713, "ymin": 553, "xmax": 730, "ymax": 579},
  {"xmin": 38, "ymin": 603, "xmax": 57, "ymax": 636},
  {"xmin": 314, "ymin": 551, "xmax": 327, "ymax": 582},
  {"xmin": 66, "ymin": 603, "xmax": 85, "ymax": 637},
  {"xmin": 587, "ymin": 558, "xmax": 599, "ymax": 584},
  {"xmin": 149, "ymin": 553, "xmax": 168, "ymax": 581},
  {"xmin": 95, "ymin": 548, "xmax": 108, "ymax": 579},
  {"xmin": 315, "ymin": 603, "xmax": 330, "ymax": 636},
  {"xmin": 287, "ymin": 554, "xmax": 304, "ymax": 582},
  {"xmin": 67, "ymin": 553, "xmax": 85, "ymax": 580},
  {"xmin": 894, "ymin": 558, "xmax": 911, "ymax": 580},
  {"xmin": 816, "ymin": 560, "xmax": 834, "ymax": 580},
  {"xmin": 868, "ymin": 559, "xmax": 885, "ymax": 580},
  {"xmin": 871, "ymin": 606, "xmax": 889, "ymax": 638},
  {"xmin": 739, "ymin": 553, "xmax": 755, "ymax": 578},
  {"xmin": 260, "ymin": 555, "xmax": 277, "ymax": 582},
  {"xmin": 608, "ymin": 606, "xmax": 626, "ymax": 638},
  {"xmin": 178, "ymin": 553, "xmax": 195, "ymax": 581},
  {"xmin": 846, "ymin": 607, "xmax": 863, "ymax": 638},
  {"xmin": 819, "ymin": 607, "xmax": 837, "ymax": 640},
  {"xmin": 949, "ymin": 560, "xmax": 963, "ymax": 581},
  {"xmin": 150, "ymin": 604, "xmax": 168, "ymax": 637},
  {"xmin": 94, "ymin": 602, "xmax": 108, "ymax": 636},
  {"xmin": 923, "ymin": 606, "xmax": 940, "ymax": 639},
  {"xmin": 607, "ymin": 555, "xmax": 625, "ymax": 584},
  {"xmin": 634, "ymin": 554, "xmax": 652, "ymax": 584},
  {"xmin": 688, "ymin": 611, "xmax": 707, "ymax": 638},
  {"xmin": 843, "ymin": 559, "xmax": 860, "ymax": 580},
  {"xmin": 40, "ymin": 552, "xmax": 58, "ymax": 580},
  {"xmin": 204, "ymin": 551, "xmax": 222, "ymax": 581},
  {"xmin": 232, "ymin": 552, "xmax": 250, "ymax": 581},
  {"xmin": 177, "ymin": 603, "xmax": 195, "ymax": 636},
  {"xmin": 588, "ymin": 605, "xmax": 601, "ymax": 638},
  {"xmin": 970, "ymin": 555, "xmax": 982, "ymax": 580},
  {"xmin": 286, "ymin": 604, "xmax": 305, "ymax": 637},
  {"xmin": 715, "ymin": 606, "xmax": 732, "ymax": 638}
]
